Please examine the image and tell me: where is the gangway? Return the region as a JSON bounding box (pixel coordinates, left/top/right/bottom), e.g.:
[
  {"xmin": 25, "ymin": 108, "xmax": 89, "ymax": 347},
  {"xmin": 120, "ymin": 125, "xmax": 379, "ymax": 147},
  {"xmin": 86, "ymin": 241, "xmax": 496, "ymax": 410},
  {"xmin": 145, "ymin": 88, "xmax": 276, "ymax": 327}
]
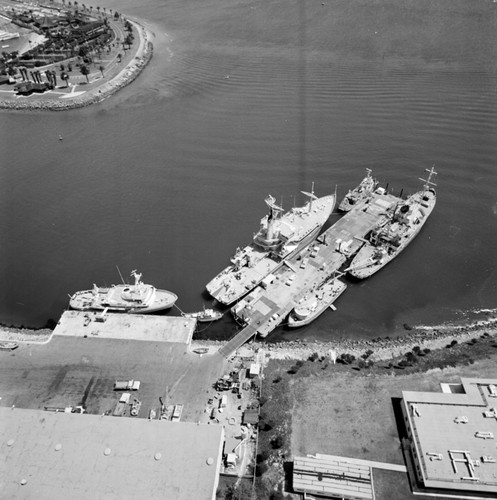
[{"xmin": 219, "ymin": 325, "xmax": 258, "ymax": 358}]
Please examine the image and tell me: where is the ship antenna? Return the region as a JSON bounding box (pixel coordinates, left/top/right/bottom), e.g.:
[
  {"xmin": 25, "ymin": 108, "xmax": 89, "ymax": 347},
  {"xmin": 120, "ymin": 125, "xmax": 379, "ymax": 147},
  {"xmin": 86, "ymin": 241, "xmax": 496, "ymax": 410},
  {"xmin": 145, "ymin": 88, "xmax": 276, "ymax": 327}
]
[
  {"xmin": 116, "ymin": 265, "xmax": 126, "ymax": 284},
  {"xmin": 419, "ymin": 164, "xmax": 438, "ymax": 191}
]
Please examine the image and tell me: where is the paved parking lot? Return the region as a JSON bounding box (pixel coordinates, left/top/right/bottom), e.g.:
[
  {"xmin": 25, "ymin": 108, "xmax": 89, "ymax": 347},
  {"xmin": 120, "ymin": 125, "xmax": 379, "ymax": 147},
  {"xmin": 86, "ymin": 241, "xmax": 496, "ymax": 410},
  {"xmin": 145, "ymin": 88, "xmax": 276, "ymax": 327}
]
[{"xmin": 0, "ymin": 335, "xmax": 227, "ymax": 422}]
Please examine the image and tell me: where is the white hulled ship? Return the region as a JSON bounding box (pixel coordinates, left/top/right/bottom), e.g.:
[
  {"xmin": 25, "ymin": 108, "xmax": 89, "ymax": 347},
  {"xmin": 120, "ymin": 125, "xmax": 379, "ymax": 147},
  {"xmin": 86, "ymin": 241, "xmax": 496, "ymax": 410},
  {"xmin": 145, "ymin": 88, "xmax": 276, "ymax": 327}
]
[
  {"xmin": 288, "ymin": 277, "xmax": 347, "ymax": 328},
  {"xmin": 69, "ymin": 270, "xmax": 177, "ymax": 314},
  {"xmin": 206, "ymin": 186, "xmax": 335, "ymax": 305}
]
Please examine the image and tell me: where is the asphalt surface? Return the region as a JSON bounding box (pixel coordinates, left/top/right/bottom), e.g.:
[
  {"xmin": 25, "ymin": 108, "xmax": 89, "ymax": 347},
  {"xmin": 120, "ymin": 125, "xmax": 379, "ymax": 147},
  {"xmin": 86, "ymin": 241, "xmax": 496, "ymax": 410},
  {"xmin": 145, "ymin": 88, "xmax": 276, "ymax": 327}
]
[{"xmin": 0, "ymin": 336, "xmax": 227, "ymax": 421}]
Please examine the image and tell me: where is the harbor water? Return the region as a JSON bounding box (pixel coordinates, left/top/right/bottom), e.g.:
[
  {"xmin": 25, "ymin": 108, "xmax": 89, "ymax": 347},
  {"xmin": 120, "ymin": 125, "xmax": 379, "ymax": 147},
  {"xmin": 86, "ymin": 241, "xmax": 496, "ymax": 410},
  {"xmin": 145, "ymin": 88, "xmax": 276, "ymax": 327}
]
[{"xmin": 0, "ymin": 0, "xmax": 496, "ymax": 343}]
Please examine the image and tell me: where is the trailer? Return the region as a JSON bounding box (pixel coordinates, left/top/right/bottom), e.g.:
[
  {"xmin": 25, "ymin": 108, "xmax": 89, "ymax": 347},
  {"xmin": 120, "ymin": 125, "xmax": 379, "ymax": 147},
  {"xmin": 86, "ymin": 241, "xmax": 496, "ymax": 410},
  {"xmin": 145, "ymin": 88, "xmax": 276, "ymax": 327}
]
[
  {"xmin": 113, "ymin": 380, "xmax": 141, "ymax": 391},
  {"xmin": 171, "ymin": 404, "xmax": 183, "ymax": 422}
]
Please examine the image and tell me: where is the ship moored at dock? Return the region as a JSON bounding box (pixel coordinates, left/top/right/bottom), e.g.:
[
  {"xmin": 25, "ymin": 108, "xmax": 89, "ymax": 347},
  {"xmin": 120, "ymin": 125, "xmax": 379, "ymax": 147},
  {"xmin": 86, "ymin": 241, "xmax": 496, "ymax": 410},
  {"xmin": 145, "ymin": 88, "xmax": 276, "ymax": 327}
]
[
  {"xmin": 183, "ymin": 307, "xmax": 223, "ymax": 322},
  {"xmin": 288, "ymin": 277, "xmax": 347, "ymax": 328},
  {"xmin": 347, "ymin": 167, "xmax": 437, "ymax": 279},
  {"xmin": 69, "ymin": 270, "xmax": 178, "ymax": 314},
  {"xmin": 206, "ymin": 186, "xmax": 336, "ymax": 306},
  {"xmin": 338, "ymin": 168, "xmax": 377, "ymax": 212}
]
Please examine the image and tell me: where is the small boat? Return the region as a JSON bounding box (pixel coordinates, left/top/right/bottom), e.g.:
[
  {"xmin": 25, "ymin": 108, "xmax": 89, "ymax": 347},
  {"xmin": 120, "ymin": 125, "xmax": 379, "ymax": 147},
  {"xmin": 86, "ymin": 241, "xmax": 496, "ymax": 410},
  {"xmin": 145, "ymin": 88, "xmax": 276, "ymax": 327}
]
[
  {"xmin": 347, "ymin": 167, "xmax": 437, "ymax": 279},
  {"xmin": 184, "ymin": 307, "xmax": 223, "ymax": 322},
  {"xmin": 288, "ymin": 278, "xmax": 347, "ymax": 327},
  {"xmin": 69, "ymin": 270, "xmax": 177, "ymax": 314},
  {"xmin": 338, "ymin": 168, "xmax": 377, "ymax": 212},
  {"xmin": 0, "ymin": 341, "xmax": 19, "ymax": 351}
]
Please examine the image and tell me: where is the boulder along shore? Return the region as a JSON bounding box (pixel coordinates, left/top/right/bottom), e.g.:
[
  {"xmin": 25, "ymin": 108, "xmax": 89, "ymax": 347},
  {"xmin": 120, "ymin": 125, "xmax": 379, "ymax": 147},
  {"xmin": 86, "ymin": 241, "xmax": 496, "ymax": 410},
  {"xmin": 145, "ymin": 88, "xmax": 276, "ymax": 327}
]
[
  {"xmin": 4, "ymin": 316, "xmax": 496, "ymax": 363},
  {"xmin": 0, "ymin": 20, "xmax": 154, "ymax": 111}
]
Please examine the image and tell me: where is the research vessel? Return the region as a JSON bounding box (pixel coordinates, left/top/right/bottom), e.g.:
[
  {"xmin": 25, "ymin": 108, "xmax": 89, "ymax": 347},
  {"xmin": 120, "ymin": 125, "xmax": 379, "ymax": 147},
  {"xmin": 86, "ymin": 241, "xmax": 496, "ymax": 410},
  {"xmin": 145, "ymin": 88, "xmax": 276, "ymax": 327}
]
[
  {"xmin": 69, "ymin": 270, "xmax": 177, "ymax": 313},
  {"xmin": 287, "ymin": 277, "xmax": 347, "ymax": 328},
  {"xmin": 338, "ymin": 168, "xmax": 377, "ymax": 212},
  {"xmin": 347, "ymin": 167, "xmax": 437, "ymax": 279},
  {"xmin": 206, "ymin": 186, "xmax": 336, "ymax": 305}
]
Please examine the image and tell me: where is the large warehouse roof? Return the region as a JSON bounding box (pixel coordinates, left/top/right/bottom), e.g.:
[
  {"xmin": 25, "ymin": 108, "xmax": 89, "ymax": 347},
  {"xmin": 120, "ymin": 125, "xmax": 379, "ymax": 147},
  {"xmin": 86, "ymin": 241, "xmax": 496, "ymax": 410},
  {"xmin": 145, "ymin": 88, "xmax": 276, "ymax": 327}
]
[{"xmin": 1, "ymin": 407, "xmax": 224, "ymax": 499}]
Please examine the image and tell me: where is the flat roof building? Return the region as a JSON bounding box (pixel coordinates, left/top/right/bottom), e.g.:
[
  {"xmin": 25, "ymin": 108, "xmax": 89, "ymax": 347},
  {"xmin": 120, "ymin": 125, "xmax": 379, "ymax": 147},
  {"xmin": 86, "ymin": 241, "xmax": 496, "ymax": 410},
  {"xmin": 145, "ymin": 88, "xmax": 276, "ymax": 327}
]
[
  {"xmin": 402, "ymin": 378, "xmax": 497, "ymax": 498},
  {"xmin": 1, "ymin": 407, "xmax": 224, "ymax": 499},
  {"xmin": 293, "ymin": 454, "xmax": 374, "ymax": 499}
]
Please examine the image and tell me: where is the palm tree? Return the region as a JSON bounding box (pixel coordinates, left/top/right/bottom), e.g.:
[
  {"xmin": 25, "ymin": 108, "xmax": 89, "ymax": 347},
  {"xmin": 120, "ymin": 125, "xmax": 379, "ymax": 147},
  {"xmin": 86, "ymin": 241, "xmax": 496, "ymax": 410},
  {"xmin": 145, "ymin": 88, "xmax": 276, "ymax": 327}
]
[
  {"xmin": 61, "ymin": 72, "xmax": 69, "ymax": 87},
  {"xmin": 79, "ymin": 64, "xmax": 89, "ymax": 82}
]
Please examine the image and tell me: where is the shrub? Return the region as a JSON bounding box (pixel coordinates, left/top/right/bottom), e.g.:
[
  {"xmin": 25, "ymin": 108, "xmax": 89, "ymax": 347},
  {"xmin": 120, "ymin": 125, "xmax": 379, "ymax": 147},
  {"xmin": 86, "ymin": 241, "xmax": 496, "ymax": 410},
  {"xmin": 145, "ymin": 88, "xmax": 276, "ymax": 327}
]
[
  {"xmin": 339, "ymin": 353, "xmax": 356, "ymax": 365},
  {"xmin": 362, "ymin": 349, "xmax": 374, "ymax": 360},
  {"xmin": 270, "ymin": 435, "xmax": 284, "ymax": 449},
  {"xmin": 309, "ymin": 352, "xmax": 319, "ymax": 362},
  {"xmin": 255, "ymin": 463, "xmax": 268, "ymax": 477}
]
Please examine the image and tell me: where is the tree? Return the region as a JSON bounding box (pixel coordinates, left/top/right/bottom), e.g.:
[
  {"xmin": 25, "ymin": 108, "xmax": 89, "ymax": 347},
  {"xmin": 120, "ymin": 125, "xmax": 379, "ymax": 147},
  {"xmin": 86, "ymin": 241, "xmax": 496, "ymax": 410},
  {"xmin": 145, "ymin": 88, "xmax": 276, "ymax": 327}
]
[
  {"xmin": 61, "ymin": 72, "xmax": 69, "ymax": 87},
  {"xmin": 79, "ymin": 64, "xmax": 89, "ymax": 82}
]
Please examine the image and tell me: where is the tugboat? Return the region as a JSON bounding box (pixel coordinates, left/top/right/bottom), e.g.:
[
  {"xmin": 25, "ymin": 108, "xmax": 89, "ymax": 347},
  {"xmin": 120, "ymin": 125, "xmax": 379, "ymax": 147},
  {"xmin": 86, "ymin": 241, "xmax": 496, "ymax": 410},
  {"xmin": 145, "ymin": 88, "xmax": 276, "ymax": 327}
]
[
  {"xmin": 338, "ymin": 168, "xmax": 377, "ymax": 212},
  {"xmin": 288, "ymin": 277, "xmax": 347, "ymax": 328},
  {"xmin": 69, "ymin": 270, "xmax": 177, "ymax": 313},
  {"xmin": 347, "ymin": 167, "xmax": 437, "ymax": 279},
  {"xmin": 184, "ymin": 307, "xmax": 223, "ymax": 322},
  {"xmin": 206, "ymin": 185, "xmax": 336, "ymax": 305}
]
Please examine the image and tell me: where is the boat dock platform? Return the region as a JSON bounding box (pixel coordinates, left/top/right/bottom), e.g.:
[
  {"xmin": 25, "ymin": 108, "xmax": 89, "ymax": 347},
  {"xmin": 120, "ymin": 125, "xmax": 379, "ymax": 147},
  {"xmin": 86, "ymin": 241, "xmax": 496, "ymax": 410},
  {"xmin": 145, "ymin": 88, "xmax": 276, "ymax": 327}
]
[
  {"xmin": 54, "ymin": 310, "xmax": 197, "ymax": 344},
  {"xmin": 219, "ymin": 189, "xmax": 400, "ymax": 358}
]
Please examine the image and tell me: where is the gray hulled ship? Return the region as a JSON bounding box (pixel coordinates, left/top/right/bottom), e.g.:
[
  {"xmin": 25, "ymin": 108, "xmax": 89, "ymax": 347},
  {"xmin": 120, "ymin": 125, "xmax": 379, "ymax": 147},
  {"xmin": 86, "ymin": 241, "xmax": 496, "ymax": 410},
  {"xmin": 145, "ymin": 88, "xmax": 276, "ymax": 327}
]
[
  {"xmin": 206, "ymin": 186, "xmax": 336, "ymax": 305},
  {"xmin": 338, "ymin": 168, "xmax": 377, "ymax": 212},
  {"xmin": 347, "ymin": 167, "xmax": 437, "ymax": 279}
]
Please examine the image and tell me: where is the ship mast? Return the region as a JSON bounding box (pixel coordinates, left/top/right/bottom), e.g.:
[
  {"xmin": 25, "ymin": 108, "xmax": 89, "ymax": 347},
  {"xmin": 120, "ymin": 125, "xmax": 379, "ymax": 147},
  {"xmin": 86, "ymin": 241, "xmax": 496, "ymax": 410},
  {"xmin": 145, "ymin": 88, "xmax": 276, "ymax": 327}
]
[
  {"xmin": 264, "ymin": 194, "xmax": 284, "ymax": 242},
  {"xmin": 419, "ymin": 165, "xmax": 437, "ymax": 191},
  {"xmin": 301, "ymin": 182, "xmax": 318, "ymax": 213}
]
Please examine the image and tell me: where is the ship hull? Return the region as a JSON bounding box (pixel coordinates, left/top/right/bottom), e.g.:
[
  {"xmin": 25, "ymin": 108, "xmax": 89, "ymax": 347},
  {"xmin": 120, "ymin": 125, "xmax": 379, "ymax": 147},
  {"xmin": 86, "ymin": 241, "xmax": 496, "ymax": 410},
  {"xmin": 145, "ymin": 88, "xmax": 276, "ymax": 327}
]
[
  {"xmin": 206, "ymin": 194, "xmax": 335, "ymax": 305},
  {"xmin": 338, "ymin": 170, "xmax": 376, "ymax": 212},
  {"xmin": 288, "ymin": 280, "xmax": 347, "ymax": 328},
  {"xmin": 348, "ymin": 189, "xmax": 436, "ymax": 279},
  {"xmin": 69, "ymin": 287, "xmax": 177, "ymax": 314}
]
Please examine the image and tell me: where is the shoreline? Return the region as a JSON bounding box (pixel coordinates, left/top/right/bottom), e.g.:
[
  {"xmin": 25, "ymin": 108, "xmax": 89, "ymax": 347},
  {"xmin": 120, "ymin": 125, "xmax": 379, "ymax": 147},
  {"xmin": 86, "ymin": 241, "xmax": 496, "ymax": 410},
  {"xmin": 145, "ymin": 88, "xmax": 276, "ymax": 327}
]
[
  {"xmin": 3, "ymin": 315, "xmax": 496, "ymax": 363},
  {"xmin": 0, "ymin": 18, "xmax": 154, "ymax": 111}
]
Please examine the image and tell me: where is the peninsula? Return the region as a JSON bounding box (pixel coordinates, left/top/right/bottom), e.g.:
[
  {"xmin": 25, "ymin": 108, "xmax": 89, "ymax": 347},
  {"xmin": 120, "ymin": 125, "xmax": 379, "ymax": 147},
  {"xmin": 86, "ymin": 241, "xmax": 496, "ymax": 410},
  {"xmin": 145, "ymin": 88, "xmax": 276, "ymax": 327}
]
[{"xmin": 0, "ymin": 0, "xmax": 153, "ymax": 110}]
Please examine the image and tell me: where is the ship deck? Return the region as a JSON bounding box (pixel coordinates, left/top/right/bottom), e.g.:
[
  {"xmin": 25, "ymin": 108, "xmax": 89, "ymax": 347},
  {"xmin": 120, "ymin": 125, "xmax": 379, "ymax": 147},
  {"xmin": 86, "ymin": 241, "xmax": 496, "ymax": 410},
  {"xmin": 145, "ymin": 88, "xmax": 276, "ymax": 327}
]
[{"xmin": 220, "ymin": 191, "xmax": 400, "ymax": 358}]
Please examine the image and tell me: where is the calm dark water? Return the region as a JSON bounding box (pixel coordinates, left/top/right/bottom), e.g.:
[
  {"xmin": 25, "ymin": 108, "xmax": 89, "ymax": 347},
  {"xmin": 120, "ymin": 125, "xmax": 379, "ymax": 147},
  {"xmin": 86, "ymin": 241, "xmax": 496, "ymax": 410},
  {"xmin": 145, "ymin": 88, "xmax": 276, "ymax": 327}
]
[{"xmin": 1, "ymin": 0, "xmax": 496, "ymax": 342}]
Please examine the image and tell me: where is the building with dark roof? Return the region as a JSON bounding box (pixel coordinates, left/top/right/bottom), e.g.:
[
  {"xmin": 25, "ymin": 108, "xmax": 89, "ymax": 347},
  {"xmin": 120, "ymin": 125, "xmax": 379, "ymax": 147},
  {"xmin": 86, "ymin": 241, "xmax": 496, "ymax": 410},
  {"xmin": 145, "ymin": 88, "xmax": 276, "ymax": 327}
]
[
  {"xmin": 402, "ymin": 378, "xmax": 497, "ymax": 498},
  {"xmin": 1, "ymin": 407, "xmax": 224, "ymax": 499}
]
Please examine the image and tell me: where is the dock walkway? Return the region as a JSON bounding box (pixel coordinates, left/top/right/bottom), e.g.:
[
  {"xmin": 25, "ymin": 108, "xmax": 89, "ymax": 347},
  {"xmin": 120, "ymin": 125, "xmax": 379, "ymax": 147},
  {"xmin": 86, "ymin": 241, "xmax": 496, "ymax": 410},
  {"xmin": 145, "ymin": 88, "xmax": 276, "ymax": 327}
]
[{"xmin": 219, "ymin": 191, "xmax": 400, "ymax": 358}]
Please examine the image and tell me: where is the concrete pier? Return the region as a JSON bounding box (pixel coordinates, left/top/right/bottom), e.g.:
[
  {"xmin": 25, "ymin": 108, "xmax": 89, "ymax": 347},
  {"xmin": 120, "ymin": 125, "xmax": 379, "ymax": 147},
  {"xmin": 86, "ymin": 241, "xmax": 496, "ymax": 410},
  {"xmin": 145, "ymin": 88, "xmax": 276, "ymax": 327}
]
[{"xmin": 220, "ymin": 190, "xmax": 400, "ymax": 358}]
